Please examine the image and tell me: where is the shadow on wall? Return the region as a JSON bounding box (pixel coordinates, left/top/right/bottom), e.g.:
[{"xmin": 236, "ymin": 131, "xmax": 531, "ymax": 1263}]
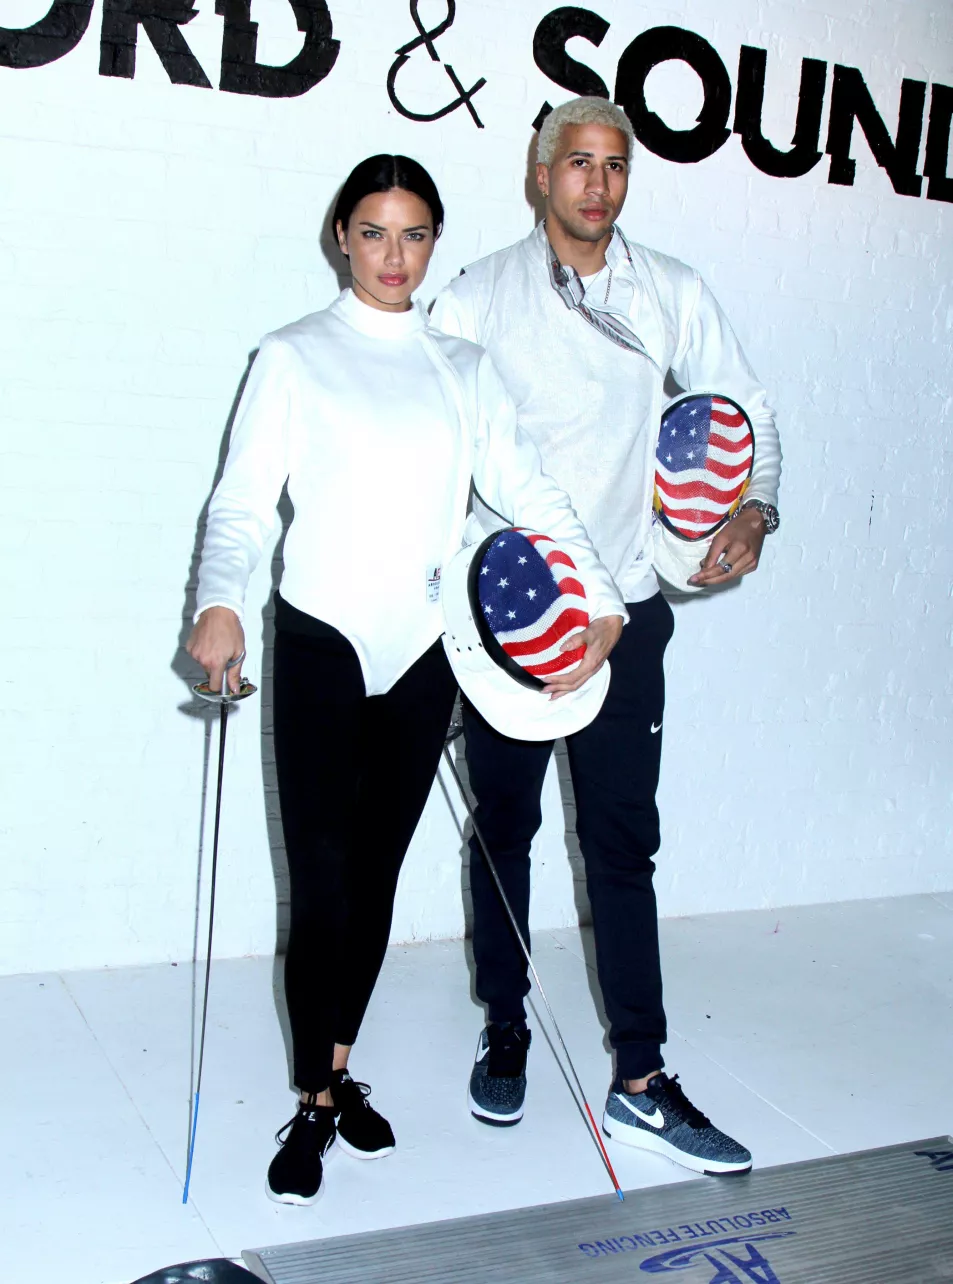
[
  {"xmin": 169, "ymin": 186, "xmax": 354, "ymax": 1090},
  {"xmin": 524, "ymin": 133, "xmax": 546, "ymax": 225},
  {"xmin": 171, "ymin": 183, "xmax": 353, "ymax": 943},
  {"xmin": 172, "ymin": 361, "xmax": 299, "ymax": 1087}
]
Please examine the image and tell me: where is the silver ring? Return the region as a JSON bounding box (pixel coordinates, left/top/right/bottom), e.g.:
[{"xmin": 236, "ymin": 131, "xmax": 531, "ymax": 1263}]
[{"xmin": 721, "ymin": 561, "xmax": 733, "ymax": 575}]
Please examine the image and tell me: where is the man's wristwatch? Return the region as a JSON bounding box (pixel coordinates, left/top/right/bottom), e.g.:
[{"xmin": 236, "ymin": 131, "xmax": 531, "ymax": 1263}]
[{"xmin": 740, "ymin": 499, "xmax": 780, "ymax": 534}]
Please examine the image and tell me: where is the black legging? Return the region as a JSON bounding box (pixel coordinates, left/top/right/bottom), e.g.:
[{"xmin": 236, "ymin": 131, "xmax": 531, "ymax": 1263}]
[{"xmin": 272, "ymin": 594, "xmax": 457, "ymax": 1092}]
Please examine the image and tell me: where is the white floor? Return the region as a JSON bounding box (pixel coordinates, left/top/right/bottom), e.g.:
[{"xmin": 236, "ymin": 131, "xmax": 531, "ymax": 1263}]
[{"xmin": 6, "ymin": 892, "xmax": 953, "ymax": 1284}]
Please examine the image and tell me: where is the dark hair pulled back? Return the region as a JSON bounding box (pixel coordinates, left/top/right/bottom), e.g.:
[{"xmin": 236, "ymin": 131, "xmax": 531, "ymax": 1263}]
[{"xmin": 333, "ymin": 154, "xmax": 444, "ymax": 241}]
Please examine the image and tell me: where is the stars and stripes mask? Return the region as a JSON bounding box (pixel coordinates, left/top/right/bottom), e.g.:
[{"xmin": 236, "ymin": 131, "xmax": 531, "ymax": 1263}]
[
  {"xmin": 653, "ymin": 393, "xmax": 754, "ymax": 542},
  {"xmin": 471, "ymin": 530, "xmax": 589, "ymax": 691},
  {"xmin": 442, "ymin": 527, "xmax": 610, "ymax": 740}
]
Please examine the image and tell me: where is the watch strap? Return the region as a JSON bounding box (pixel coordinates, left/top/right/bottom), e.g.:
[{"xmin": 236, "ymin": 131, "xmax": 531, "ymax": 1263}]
[{"xmin": 741, "ymin": 499, "xmax": 780, "ymax": 534}]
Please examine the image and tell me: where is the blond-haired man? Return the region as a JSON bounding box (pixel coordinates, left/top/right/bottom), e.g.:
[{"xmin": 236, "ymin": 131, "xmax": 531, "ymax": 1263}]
[{"xmin": 432, "ymin": 97, "xmax": 781, "ymax": 1176}]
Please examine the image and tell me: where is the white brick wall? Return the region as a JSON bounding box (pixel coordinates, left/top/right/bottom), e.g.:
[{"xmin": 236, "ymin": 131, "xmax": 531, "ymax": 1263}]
[{"xmin": 1, "ymin": 0, "xmax": 950, "ymax": 974}]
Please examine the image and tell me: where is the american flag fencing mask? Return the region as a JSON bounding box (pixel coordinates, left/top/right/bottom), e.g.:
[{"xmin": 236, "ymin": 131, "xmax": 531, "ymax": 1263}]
[
  {"xmin": 441, "ymin": 527, "xmax": 610, "ymax": 740},
  {"xmin": 470, "ymin": 530, "xmax": 589, "ymax": 690},
  {"xmin": 651, "ymin": 392, "xmax": 755, "ymax": 592}
]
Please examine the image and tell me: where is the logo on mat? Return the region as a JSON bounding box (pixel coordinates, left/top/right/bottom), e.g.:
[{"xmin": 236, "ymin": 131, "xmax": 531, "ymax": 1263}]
[
  {"xmin": 639, "ymin": 1232, "xmax": 795, "ymax": 1280},
  {"xmin": 915, "ymin": 1149, "xmax": 953, "ymax": 1173}
]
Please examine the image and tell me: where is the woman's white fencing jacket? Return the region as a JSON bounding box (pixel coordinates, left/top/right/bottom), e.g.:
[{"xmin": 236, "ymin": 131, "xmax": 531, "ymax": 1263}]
[{"xmin": 195, "ymin": 287, "xmax": 626, "ymax": 695}]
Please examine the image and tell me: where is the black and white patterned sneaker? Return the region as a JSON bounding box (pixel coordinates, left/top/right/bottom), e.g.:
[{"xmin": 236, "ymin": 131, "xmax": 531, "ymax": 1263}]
[
  {"xmin": 468, "ymin": 1022, "xmax": 532, "ymax": 1126},
  {"xmin": 265, "ymin": 1099, "xmax": 336, "ymax": 1205},
  {"xmin": 330, "ymin": 1069, "xmax": 395, "ymax": 1159},
  {"xmin": 603, "ymin": 1072, "xmax": 752, "ymax": 1175}
]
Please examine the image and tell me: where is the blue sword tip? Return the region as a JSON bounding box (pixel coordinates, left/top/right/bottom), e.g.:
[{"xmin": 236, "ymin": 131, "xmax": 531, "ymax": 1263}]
[{"xmin": 182, "ymin": 1089, "xmax": 200, "ymax": 1204}]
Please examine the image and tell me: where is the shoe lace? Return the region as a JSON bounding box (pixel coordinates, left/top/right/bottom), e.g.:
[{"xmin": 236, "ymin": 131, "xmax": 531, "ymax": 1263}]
[
  {"xmin": 332, "ymin": 1073, "xmax": 372, "ymax": 1113},
  {"xmin": 275, "ymin": 1097, "xmax": 332, "ymax": 1147},
  {"xmin": 275, "ymin": 1116, "xmax": 297, "ymax": 1146},
  {"xmin": 654, "ymin": 1074, "xmax": 711, "ymax": 1130},
  {"xmin": 487, "ymin": 1024, "xmax": 529, "ymax": 1077}
]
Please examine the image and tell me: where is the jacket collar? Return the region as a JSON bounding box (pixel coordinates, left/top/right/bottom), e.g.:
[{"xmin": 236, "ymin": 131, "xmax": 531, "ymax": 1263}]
[
  {"xmin": 528, "ymin": 220, "xmax": 633, "ymax": 267},
  {"xmin": 528, "ymin": 221, "xmax": 639, "ymax": 321}
]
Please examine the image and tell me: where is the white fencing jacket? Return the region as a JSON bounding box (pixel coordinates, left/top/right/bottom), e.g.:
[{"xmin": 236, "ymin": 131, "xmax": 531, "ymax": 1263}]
[
  {"xmin": 431, "ymin": 223, "xmax": 782, "ymax": 603},
  {"xmin": 196, "ymin": 287, "xmax": 626, "ymax": 695}
]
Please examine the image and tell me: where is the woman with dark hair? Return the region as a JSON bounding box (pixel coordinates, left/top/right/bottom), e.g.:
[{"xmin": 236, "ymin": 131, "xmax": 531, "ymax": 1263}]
[{"xmin": 187, "ymin": 155, "xmax": 625, "ymax": 1204}]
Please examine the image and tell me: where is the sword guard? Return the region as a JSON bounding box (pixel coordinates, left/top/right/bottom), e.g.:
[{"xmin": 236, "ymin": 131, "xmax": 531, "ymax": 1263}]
[
  {"xmin": 192, "ymin": 651, "xmax": 256, "ymax": 704},
  {"xmin": 192, "ymin": 678, "xmax": 257, "ymax": 705}
]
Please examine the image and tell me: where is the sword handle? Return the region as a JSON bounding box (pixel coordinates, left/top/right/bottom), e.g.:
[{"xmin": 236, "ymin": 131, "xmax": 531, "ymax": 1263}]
[{"xmin": 222, "ymin": 650, "xmax": 245, "ymax": 696}]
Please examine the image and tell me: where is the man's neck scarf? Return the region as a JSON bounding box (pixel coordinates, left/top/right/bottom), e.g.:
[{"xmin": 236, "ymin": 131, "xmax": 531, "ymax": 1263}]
[{"xmin": 545, "ymin": 226, "xmax": 662, "ymax": 375}]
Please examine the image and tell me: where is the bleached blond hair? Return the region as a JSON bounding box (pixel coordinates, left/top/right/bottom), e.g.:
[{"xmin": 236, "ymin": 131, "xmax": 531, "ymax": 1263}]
[{"xmin": 536, "ymin": 97, "xmax": 635, "ymax": 167}]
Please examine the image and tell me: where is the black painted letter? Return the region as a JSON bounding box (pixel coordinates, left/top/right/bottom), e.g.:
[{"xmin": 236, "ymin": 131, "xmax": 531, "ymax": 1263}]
[
  {"xmin": 615, "ymin": 26, "xmax": 732, "ymax": 164},
  {"xmin": 734, "ymin": 46, "xmax": 827, "ymax": 178},
  {"xmin": 533, "ymin": 7, "xmax": 610, "ymax": 98},
  {"xmin": 100, "ymin": 0, "xmax": 212, "ymax": 87},
  {"xmin": 532, "ymin": 6, "xmax": 610, "ymax": 132},
  {"xmin": 216, "ymin": 0, "xmax": 339, "ymax": 98},
  {"xmin": 924, "ymin": 83, "xmax": 953, "ymax": 203},
  {"xmin": 0, "ymin": 1, "xmax": 93, "ymax": 69},
  {"xmin": 826, "ymin": 65, "xmax": 926, "ymax": 196}
]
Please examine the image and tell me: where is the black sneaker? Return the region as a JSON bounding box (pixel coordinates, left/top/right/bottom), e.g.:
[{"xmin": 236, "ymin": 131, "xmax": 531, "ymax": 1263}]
[
  {"xmin": 330, "ymin": 1069, "xmax": 395, "ymax": 1159},
  {"xmin": 468, "ymin": 1022, "xmax": 531, "ymax": 1126},
  {"xmin": 265, "ymin": 1099, "xmax": 336, "ymax": 1205},
  {"xmin": 603, "ymin": 1072, "xmax": 752, "ymax": 1175}
]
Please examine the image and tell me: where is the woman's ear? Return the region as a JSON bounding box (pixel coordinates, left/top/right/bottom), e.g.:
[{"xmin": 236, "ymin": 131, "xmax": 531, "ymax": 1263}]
[{"xmin": 335, "ymin": 219, "xmax": 349, "ymax": 258}]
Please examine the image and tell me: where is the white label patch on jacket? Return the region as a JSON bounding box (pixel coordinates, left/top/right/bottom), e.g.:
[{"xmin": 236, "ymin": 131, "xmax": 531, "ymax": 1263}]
[{"xmin": 427, "ymin": 566, "xmax": 442, "ymax": 603}]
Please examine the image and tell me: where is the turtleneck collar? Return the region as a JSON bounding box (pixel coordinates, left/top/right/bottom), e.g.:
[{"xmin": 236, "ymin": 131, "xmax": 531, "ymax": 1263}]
[{"xmin": 331, "ymin": 286, "xmax": 428, "ymax": 340}]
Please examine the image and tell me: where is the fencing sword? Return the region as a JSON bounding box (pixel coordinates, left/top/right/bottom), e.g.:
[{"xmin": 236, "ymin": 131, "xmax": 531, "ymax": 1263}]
[
  {"xmin": 441, "ymin": 727, "xmax": 625, "ymax": 1202},
  {"xmin": 182, "ymin": 652, "xmax": 257, "ymax": 1205}
]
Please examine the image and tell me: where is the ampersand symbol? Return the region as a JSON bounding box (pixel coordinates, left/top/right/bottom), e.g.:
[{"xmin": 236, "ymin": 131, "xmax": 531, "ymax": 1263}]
[{"xmin": 387, "ymin": 0, "xmax": 486, "ymax": 128}]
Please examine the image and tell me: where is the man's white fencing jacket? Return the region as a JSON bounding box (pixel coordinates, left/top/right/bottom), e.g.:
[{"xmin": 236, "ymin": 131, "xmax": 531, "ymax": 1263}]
[{"xmin": 432, "ymin": 222, "xmax": 781, "ymax": 602}]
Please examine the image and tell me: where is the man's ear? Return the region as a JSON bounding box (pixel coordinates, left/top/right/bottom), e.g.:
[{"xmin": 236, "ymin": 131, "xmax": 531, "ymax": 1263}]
[
  {"xmin": 335, "ymin": 219, "xmax": 349, "ymax": 258},
  {"xmin": 536, "ymin": 162, "xmax": 550, "ymax": 199}
]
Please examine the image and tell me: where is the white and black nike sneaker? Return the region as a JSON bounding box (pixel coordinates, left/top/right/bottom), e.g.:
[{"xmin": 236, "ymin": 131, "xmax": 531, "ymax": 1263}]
[
  {"xmin": 330, "ymin": 1069, "xmax": 395, "ymax": 1159},
  {"xmin": 468, "ymin": 1022, "xmax": 531, "ymax": 1126},
  {"xmin": 603, "ymin": 1072, "xmax": 752, "ymax": 1175},
  {"xmin": 266, "ymin": 1099, "xmax": 336, "ymax": 1204}
]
